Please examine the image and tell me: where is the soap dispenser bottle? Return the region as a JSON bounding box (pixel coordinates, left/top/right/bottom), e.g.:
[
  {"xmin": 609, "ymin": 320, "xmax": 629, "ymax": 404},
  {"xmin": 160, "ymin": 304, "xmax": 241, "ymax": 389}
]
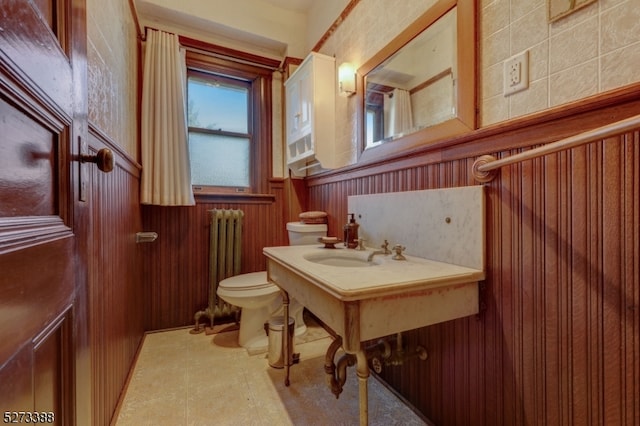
[{"xmin": 343, "ymin": 213, "xmax": 360, "ymax": 248}]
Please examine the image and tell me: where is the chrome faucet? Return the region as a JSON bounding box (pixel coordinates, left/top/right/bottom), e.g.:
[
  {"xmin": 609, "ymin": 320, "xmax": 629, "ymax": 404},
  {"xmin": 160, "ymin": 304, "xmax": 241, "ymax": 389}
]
[{"xmin": 367, "ymin": 239, "xmax": 392, "ymax": 262}]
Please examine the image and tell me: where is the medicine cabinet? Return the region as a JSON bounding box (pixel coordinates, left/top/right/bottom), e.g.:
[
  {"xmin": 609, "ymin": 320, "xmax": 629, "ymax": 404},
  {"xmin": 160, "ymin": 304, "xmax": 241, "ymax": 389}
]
[{"xmin": 285, "ymin": 52, "xmax": 336, "ymax": 175}]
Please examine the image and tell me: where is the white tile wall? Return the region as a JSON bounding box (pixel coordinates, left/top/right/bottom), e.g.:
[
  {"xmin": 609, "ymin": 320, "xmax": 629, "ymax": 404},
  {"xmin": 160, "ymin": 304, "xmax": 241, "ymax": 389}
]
[
  {"xmin": 87, "ymin": 0, "xmax": 139, "ymax": 158},
  {"xmin": 317, "ymin": 0, "xmax": 640, "ymax": 166}
]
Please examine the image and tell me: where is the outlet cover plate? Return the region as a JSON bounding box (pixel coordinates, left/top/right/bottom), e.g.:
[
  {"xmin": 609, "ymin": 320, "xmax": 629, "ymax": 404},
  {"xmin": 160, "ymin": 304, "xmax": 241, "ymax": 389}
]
[{"xmin": 504, "ymin": 50, "xmax": 529, "ymax": 96}]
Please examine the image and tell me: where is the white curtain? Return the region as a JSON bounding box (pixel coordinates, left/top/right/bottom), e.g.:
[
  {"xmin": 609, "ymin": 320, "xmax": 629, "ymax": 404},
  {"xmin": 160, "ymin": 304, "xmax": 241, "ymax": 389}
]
[
  {"xmin": 389, "ymin": 88, "xmax": 414, "ymax": 136},
  {"xmin": 140, "ymin": 29, "xmax": 195, "ymax": 206}
]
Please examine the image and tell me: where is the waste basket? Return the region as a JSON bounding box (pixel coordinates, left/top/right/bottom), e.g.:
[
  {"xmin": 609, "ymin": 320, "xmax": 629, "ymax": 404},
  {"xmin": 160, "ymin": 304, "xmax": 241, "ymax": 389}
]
[{"xmin": 267, "ymin": 316, "xmax": 295, "ymax": 368}]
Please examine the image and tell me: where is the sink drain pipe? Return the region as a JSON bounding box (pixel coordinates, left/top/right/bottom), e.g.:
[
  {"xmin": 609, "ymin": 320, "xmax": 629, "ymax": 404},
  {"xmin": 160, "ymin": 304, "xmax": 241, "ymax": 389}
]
[{"xmin": 325, "ymin": 333, "xmax": 428, "ymax": 398}]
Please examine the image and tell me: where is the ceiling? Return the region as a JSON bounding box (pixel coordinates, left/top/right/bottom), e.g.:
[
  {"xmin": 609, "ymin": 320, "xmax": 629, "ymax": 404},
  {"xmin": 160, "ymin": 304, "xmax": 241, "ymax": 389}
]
[
  {"xmin": 134, "ymin": 0, "xmax": 318, "ymax": 58},
  {"xmin": 262, "ymin": 0, "xmax": 314, "ymax": 12}
]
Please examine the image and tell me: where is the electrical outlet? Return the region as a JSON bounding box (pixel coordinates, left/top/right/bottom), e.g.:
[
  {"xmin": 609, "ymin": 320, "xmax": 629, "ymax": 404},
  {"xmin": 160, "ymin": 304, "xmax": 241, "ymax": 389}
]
[
  {"xmin": 509, "ymin": 62, "xmax": 521, "ymax": 86},
  {"xmin": 504, "ymin": 50, "xmax": 529, "ymax": 96}
]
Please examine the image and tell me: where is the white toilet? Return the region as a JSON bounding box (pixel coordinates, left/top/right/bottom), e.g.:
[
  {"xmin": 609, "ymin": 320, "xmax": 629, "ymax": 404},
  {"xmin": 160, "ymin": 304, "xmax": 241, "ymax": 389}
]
[{"xmin": 217, "ymin": 221, "xmax": 327, "ymax": 353}]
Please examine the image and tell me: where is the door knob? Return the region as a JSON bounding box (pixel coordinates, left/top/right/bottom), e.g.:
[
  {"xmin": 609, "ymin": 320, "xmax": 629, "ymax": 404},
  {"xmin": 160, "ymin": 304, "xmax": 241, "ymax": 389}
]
[{"xmin": 81, "ymin": 148, "xmax": 114, "ymax": 173}]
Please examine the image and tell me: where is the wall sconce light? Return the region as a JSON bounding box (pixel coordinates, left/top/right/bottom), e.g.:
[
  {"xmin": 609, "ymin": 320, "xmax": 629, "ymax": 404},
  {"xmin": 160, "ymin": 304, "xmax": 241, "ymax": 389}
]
[{"xmin": 338, "ymin": 62, "xmax": 356, "ymax": 97}]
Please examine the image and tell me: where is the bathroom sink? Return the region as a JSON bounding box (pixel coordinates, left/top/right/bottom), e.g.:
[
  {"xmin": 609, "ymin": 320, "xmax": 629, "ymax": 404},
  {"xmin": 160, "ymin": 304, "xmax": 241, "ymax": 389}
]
[
  {"xmin": 265, "ymin": 244, "xmax": 484, "ymax": 425},
  {"xmin": 303, "ymin": 250, "xmax": 380, "ymax": 267},
  {"xmin": 265, "ymin": 186, "xmax": 486, "ymax": 425}
]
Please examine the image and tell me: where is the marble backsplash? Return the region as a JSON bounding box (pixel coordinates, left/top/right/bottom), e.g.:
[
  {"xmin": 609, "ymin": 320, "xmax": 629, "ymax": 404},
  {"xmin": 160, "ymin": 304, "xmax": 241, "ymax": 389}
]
[{"xmin": 348, "ymin": 186, "xmax": 485, "ymax": 270}]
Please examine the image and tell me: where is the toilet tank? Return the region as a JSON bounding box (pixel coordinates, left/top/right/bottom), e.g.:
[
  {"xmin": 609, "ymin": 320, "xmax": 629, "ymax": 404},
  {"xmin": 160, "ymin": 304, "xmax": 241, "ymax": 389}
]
[{"xmin": 287, "ymin": 222, "xmax": 327, "ymax": 246}]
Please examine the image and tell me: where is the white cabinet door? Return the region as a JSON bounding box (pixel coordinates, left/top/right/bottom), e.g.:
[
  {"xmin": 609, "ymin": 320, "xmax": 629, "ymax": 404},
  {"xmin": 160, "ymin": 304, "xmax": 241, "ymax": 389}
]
[
  {"xmin": 286, "ymin": 71, "xmax": 301, "ymax": 141},
  {"xmin": 285, "ymin": 52, "xmax": 335, "ymax": 171},
  {"xmin": 297, "ymin": 63, "xmax": 312, "ymax": 137},
  {"xmin": 286, "ymin": 62, "xmax": 312, "ymax": 143}
]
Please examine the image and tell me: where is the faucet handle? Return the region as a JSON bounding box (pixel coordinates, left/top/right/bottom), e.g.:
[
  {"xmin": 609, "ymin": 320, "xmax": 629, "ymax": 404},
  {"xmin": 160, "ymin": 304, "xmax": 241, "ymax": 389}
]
[
  {"xmin": 357, "ymin": 238, "xmax": 367, "ymax": 251},
  {"xmin": 381, "ymin": 239, "xmax": 391, "ymax": 254},
  {"xmin": 392, "ymin": 244, "xmax": 406, "ymax": 260}
]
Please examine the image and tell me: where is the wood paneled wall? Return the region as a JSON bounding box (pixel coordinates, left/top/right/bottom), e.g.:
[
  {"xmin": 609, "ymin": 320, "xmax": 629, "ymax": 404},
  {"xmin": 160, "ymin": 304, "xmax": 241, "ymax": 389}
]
[
  {"xmin": 306, "ymin": 86, "xmax": 640, "ymax": 425},
  {"xmin": 142, "ymin": 180, "xmax": 288, "ymax": 330},
  {"xmin": 87, "ymin": 127, "xmax": 144, "ymax": 425}
]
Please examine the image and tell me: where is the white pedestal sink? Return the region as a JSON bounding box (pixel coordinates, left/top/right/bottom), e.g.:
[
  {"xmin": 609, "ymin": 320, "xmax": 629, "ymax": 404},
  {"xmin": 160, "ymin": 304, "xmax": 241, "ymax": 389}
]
[
  {"xmin": 265, "ymin": 186, "xmax": 486, "ymax": 425},
  {"xmin": 264, "ymin": 244, "xmax": 484, "ymax": 425}
]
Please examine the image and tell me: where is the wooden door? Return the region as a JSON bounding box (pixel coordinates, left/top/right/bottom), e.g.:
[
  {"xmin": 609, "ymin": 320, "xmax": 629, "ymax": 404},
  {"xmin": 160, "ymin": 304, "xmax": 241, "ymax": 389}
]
[{"xmin": 0, "ymin": 0, "xmax": 89, "ymax": 424}]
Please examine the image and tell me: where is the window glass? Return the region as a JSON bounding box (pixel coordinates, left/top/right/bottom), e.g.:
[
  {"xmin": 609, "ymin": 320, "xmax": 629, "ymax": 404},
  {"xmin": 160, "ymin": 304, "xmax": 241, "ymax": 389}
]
[
  {"xmin": 188, "ymin": 76, "xmax": 248, "ymax": 133},
  {"xmin": 189, "ymin": 133, "xmax": 250, "ymax": 187},
  {"xmin": 187, "ymin": 72, "xmax": 251, "ymax": 189}
]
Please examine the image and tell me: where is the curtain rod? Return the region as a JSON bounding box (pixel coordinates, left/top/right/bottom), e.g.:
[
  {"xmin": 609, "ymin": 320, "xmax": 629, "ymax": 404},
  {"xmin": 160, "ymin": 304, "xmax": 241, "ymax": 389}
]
[
  {"xmin": 472, "ymin": 113, "xmax": 640, "ymax": 182},
  {"xmin": 136, "ymin": 25, "xmax": 283, "ymax": 71}
]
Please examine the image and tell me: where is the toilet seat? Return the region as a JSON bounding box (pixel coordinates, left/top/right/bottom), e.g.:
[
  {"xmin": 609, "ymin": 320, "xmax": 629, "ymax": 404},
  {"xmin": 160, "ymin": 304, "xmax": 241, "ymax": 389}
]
[{"xmin": 218, "ymin": 271, "xmax": 280, "ymax": 297}]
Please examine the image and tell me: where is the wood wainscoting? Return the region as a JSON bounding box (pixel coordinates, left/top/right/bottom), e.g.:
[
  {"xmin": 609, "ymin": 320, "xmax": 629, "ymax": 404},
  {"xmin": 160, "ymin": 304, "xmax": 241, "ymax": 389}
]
[
  {"xmin": 142, "ymin": 180, "xmax": 289, "ymax": 330},
  {"xmin": 306, "ymin": 85, "xmax": 640, "ymax": 425},
  {"xmin": 87, "ymin": 126, "xmax": 144, "ymax": 425}
]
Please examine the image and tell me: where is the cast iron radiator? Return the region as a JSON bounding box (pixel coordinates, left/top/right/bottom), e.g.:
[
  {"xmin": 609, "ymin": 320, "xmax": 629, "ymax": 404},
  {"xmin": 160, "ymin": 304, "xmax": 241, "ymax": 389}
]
[{"xmin": 191, "ymin": 209, "xmax": 243, "ymax": 334}]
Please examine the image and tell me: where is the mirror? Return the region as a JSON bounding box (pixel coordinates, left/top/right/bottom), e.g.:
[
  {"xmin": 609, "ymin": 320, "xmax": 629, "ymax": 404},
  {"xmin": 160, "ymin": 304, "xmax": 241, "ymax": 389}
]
[
  {"xmin": 364, "ymin": 8, "xmax": 457, "ymax": 148},
  {"xmin": 357, "ymin": 0, "xmax": 475, "ymax": 162}
]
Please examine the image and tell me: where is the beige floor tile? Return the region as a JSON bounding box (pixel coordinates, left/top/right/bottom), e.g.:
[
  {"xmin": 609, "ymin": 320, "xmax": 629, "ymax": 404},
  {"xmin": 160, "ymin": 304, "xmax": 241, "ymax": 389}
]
[{"xmin": 114, "ymin": 319, "xmax": 427, "ymax": 426}]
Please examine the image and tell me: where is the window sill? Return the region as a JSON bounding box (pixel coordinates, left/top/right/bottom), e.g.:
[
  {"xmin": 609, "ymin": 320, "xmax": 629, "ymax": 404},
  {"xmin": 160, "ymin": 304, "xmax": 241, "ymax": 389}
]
[{"xmin": 194, "ymin": 192, "xmax": 276, "ymax": 204}]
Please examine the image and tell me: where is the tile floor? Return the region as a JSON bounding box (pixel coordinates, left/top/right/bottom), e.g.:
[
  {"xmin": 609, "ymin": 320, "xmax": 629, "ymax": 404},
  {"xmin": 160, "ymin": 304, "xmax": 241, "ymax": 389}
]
[{"xmin": 114, "ymin": 316, "xmax": 428, "ymax": 425}]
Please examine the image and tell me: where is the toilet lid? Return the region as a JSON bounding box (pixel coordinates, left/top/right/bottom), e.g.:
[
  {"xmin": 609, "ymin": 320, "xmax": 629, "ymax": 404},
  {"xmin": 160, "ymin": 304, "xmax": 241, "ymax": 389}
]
[{"xmin": 218, "ymin": 271, "xmax": 274, "ymax": 291}]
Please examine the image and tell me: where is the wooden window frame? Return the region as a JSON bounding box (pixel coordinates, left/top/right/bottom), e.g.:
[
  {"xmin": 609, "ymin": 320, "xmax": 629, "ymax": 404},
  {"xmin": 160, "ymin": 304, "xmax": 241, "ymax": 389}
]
[{"xmin": 184, "ymin": 48, "xmax": 273, "ymax": 200}]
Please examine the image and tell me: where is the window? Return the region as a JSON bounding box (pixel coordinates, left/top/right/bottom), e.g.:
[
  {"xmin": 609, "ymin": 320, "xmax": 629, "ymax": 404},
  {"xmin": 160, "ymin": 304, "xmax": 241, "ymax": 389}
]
[
  {"xmin": 365, "ymin": 92, "xmax": 384, "ymax": 148},
  {"xmin": 184, "ymin": 46, "xmax": 273, "ymax": 197},
  {"xmin": 187, "ymin": 72, "xmax": 251, "ymax": 189}
]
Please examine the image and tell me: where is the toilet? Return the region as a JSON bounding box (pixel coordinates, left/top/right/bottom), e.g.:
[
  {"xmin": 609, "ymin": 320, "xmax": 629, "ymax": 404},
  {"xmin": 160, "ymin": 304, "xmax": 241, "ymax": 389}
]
[{"xmin": 217, "ymin": 219, "xmax": 327, "ymax": 353}]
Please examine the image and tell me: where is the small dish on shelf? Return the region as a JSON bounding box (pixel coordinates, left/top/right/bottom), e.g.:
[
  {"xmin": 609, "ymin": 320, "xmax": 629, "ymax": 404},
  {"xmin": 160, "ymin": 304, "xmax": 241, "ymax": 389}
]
[{"xmin": 318, "ymin": 236, "xmax": 341, "ymax": 249}]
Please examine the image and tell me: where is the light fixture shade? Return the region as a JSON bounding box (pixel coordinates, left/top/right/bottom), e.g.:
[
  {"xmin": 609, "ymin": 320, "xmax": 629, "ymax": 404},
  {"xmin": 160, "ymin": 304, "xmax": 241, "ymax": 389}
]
[{"xmin": 338, "ymin": 62, "xmax": 356, "ymax": 97}]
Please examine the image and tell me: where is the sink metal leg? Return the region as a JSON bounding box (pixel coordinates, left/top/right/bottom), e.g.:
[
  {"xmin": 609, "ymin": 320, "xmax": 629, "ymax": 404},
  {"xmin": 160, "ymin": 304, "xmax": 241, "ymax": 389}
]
[
  {"xmin": 355, "ymin": 348, "xmax": 369, "ymax": 426},
  {"xmin": 282, "ymin": 290, "xmax": 291, "ymax": 386}
]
